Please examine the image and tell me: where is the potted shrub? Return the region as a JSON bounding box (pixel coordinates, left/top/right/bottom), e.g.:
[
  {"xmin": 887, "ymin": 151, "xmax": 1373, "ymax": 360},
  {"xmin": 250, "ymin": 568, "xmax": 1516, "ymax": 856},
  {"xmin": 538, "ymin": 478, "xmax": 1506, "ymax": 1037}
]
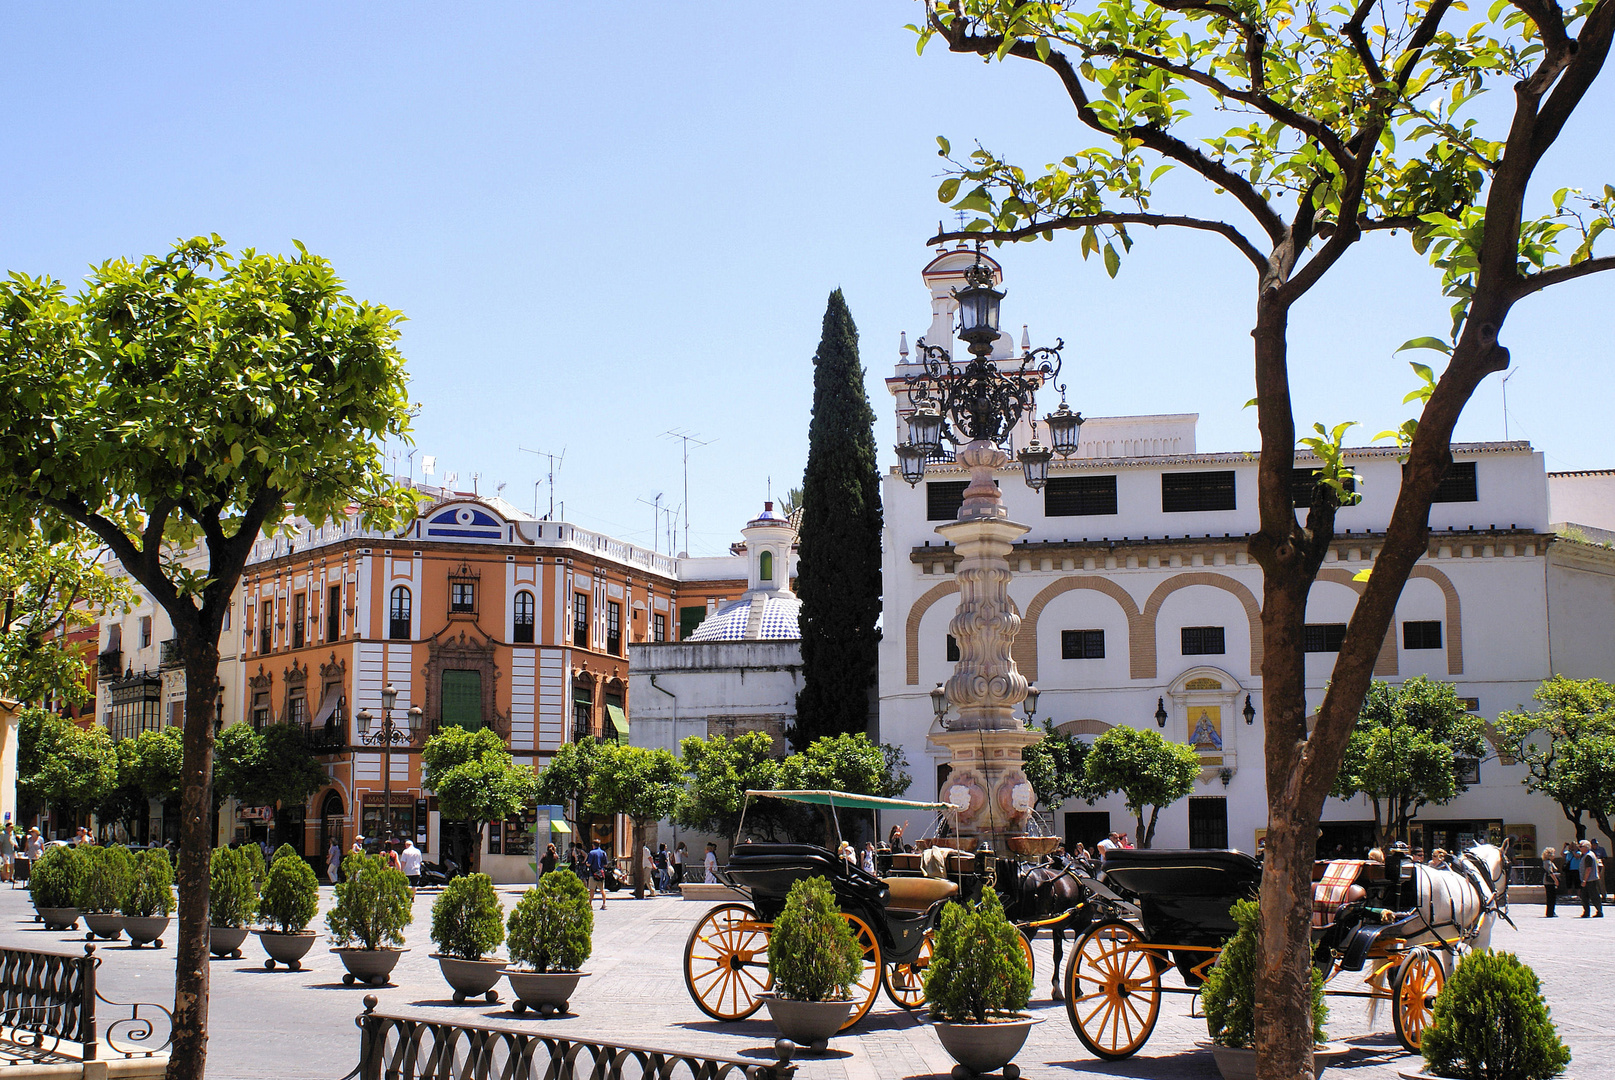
[
  {"xmin": 1409, "ymin": 950, "xmax": 1570, "ymax": 1080},
  {"xmin": 30, "ymin": 845, "xmax": 87, "ymax": 931},
  {"xmin": 758, "ymin": 875, "xmax": 864, "ymax": 1053},
  {"xmin": 78, "ymin": 845, "xmax": 134, "ymax": 941},
  {"xmin": 209, "ymin": 846, "xmax": 259, "ymax": 959},
  {"xmin": 257, "ymin": 844, "xmax": 319, "ymax": 971},
  {"xmin": 121, "ymin": 848, "xmax": 175, "ymax": 948},
  {"xmin": 924, "ymin": 888, "xmax": 1038, "ymax": 1079},
  {"xmin": 1199, "ymin": 899, "xmax": 1342, "ymax": 1080},
  {"xmin": 430, "ymin": 873, "xmax": 506, "ymax": 1004},
  {"xmin": 327, "ymin": 851, "xmax": 413, "ymax": 986},
  {"xmin": 503, "ymin": 868, "xmax": 593, "ymax": 1016}
]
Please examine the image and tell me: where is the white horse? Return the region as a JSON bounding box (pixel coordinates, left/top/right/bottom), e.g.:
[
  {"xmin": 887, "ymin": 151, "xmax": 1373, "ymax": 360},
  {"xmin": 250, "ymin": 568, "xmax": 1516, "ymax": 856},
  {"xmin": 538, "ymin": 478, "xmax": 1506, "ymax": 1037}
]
[{"xmin": 1405, "ymin": 840, "xmax": 1513, "ymax": 951}]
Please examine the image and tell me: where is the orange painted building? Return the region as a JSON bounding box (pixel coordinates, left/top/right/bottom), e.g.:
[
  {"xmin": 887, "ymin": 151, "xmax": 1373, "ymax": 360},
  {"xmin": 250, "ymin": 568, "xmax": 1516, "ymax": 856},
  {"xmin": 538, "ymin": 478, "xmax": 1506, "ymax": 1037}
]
[{"xmin": 237, "ymin": 490, "xmax": 679, "ymax": 882}]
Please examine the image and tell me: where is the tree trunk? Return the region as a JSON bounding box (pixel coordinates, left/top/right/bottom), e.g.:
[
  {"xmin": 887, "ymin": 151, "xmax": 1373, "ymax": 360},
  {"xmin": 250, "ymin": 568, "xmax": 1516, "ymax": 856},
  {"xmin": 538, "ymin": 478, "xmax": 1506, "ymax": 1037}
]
[
  {"xmin": 632, "ymin": 819, "xmax": 646, "ymax": 900},
  {"xmin": 167, "ymin": 646, "xmax": 220, "ymax": 1080}
]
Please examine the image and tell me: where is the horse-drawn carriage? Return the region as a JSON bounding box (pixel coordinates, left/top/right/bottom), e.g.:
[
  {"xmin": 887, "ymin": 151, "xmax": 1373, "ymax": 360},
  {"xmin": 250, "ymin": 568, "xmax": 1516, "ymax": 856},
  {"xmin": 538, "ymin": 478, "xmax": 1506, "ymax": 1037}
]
[{"xmin": 1062, "ymin": 842, "xmax": 1513, "ymax": 1059}]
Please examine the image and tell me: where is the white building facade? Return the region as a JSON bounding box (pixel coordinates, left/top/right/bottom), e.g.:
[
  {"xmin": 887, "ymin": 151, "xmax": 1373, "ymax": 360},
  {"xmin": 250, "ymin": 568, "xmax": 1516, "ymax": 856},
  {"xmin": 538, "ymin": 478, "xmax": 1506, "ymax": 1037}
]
[{"xmin": 878, "ymin": 249, "xmax": 1615, "ymax": 859}]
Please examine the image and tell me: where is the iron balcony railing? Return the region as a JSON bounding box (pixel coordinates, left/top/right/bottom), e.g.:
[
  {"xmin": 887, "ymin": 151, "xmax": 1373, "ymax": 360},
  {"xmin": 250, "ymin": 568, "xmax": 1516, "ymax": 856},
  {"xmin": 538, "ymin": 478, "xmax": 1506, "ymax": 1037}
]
[{"xmin": 96, "ymin": 650, "xmax": 122, "ymax": 679}]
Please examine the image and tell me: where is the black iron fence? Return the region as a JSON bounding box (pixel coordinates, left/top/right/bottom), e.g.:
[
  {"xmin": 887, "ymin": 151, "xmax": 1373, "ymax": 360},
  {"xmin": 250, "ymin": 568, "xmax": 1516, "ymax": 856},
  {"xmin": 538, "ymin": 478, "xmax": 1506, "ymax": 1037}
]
[
  {"xmin": 0, "ymin": 944, "xmax": 170, "ymax": 1064},
  {"xmin": 346, "ymin": 997, "xmax": 796, "ymax": 1080},
  {"xmin": 96, "ymin": 650, "xmax": 122, "ymax": 679}
]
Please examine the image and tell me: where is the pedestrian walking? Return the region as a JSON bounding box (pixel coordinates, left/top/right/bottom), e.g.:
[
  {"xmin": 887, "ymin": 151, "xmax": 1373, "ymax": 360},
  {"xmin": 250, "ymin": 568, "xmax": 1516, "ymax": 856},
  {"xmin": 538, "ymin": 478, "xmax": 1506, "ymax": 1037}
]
[
  {"xmin": 540, "ymin": 843, "xmax": 558, "ymax": 876},
  {"xmin": 1542, "ymin": 846, "xmax": 1560, "ymax": 916},
  {"xmin": 327, "ymin": 839, "xmax": 342, "ymax": 885},
  {"xmin": 587, "ymin": 839, "xmax": 610, "ymax": 909},
  {"xmin": 399, "ymin": 839, "xmax": 422, "ymax": 887},
  {"xmin": 0, "ymin": 823, "xmax": 15, "ymax": 885},
  {"xmin": 351, "ymin": 835, "xmax": 365, "ymax": 860},
  {"xmin": 1580, "ymin": 839, "xmax": 1604, "ymax": 916},
  {"xmin": 653, "ymin": 844, "xmax": 670, "ymax": 892},
  {"xmin": 641, "ymin": 844, "xmax": 655, "ymax": 894},
  {"xmin": 1594, "ymin": 839, "xmax": 1609, "ymax": 902},
  {"xmin": 703, "ymin": 842, "xmax": 719, "ymax": 884},
  {"xmin": 673, "ymin": 842, "xmax": 687, "ymax": 886}
]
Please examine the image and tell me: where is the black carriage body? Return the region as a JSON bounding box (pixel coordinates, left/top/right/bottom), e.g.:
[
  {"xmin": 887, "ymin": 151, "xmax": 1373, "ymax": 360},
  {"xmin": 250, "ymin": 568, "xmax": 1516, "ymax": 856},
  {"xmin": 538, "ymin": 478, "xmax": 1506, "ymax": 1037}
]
[{"xmin": 1099, "ymin": 848, "xmax": 1262, "ymax": 985}]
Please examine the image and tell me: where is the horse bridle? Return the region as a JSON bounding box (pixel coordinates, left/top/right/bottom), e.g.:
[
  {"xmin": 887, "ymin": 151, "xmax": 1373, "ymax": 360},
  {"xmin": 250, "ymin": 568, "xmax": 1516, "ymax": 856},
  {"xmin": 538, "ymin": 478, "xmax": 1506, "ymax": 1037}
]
[{"xmin": 1457, "ymin": 849, "xmax": 1516, "ymax": 931}]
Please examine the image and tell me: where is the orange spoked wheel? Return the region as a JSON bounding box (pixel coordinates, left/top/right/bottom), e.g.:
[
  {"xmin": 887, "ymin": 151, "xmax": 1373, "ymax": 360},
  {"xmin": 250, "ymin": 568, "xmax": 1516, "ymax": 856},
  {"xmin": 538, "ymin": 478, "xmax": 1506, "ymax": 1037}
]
[
  {"xmin": 1063, "ymin": 919, "xmax": 1161, "ymax": 1061},
  {"xmin": 841, "ymin": 913, "xmax": 883, "ymax": 1030},
  {"xmin": 683, "ymin": 903, "xmax": 772, "ymax": 1021},
  {"xmin": 1019, "ymin": 930, "xmax": 1036, "ymax": 981},
  {"xmin": 883, "ymin": 930, "xmax": 933, "ymax": 1010},
  {"xmin": 1392, "ymin": 948, "xmax": 1445, "ymax": 1052}
]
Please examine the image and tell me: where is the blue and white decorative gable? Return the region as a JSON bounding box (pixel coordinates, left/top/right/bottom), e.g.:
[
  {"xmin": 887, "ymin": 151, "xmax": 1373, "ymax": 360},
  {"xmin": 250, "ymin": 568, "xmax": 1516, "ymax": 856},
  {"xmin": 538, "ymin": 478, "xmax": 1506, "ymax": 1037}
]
[{"xmin": 415, "ymin": 502, "xmax": 511, "ymax": 544}]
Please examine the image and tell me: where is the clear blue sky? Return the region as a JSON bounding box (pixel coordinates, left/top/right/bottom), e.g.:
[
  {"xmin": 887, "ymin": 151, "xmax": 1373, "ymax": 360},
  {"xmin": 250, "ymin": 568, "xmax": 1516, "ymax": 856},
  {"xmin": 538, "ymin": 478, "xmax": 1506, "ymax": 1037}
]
[{"xmin": 3, "ymin": 4, "xmax": 1610, "ymax": 555}]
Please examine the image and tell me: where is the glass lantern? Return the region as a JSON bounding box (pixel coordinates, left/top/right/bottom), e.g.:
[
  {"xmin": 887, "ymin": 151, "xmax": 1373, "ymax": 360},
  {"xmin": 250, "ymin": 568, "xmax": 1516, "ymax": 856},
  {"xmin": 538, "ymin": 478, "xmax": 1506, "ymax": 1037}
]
[
  {"xmin": 896, "ymin": 442, "xmax": 928, "ymax": 487},
  {"xmin": 1018, "ymin": 438, "xmax": 1053, "ymax": 490},
  {"xmin": 1044, "ymin": 402, "xmax": 1084, "ymax": 458},
  {"xmin": 906, "ymin": 404, "xmax": 944, "ymax": 457}
]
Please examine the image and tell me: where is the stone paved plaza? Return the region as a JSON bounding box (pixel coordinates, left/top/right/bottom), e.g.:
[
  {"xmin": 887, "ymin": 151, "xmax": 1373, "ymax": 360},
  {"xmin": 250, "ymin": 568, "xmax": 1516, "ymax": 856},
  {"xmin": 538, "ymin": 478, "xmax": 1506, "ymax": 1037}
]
[{"xmin": 1, "ymin": 883, "xmax": 1607, "ymax": 1079}]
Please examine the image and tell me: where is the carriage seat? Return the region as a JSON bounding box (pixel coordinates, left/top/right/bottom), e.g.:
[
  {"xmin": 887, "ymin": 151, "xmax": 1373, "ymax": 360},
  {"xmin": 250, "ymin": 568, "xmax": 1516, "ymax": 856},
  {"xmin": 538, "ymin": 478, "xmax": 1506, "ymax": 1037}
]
[
  {"xmin": 883, "ymin": 876, "xmax": 959, "ymax": 911},
  {"xmin": 1312, "ymin": 860, "xmax": 1369, "ymax": 928}
]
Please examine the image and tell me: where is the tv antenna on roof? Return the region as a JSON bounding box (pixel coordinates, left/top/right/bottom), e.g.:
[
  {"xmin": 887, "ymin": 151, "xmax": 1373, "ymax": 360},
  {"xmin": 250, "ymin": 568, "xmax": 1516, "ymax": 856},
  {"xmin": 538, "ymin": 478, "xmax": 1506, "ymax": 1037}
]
[
  {"xmin": 518, "ymin": 446, "xmax": 566, "ymax": 520},
  {"xmin": 661, "ymin": 430, "xmax": 713, "ymax": 556}
]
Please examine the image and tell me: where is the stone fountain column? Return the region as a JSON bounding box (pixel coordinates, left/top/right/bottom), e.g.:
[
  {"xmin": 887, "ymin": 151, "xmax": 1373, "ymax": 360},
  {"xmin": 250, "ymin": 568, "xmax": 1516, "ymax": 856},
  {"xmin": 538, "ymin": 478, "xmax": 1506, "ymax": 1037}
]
[{"xmin": 931, "ymin": 440, "xmax": 1040, "ymax": 854}]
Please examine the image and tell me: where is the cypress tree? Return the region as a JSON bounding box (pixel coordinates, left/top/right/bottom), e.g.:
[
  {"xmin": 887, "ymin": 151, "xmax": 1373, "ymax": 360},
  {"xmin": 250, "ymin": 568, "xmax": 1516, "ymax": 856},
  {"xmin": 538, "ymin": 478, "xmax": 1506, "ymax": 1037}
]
[{"xmin": 793, "ymin": 290, "xmax": 882, "ymax": 749}]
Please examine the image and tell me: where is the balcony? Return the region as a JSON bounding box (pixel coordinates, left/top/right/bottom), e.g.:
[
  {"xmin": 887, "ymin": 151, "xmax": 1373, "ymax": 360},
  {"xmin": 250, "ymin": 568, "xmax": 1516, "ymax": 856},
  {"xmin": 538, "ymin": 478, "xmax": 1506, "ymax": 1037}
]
[
  {"xmin": 158, "ymin": 638, "xmax": 182, "ymax": 670},
  {"xmin": 302, "ymin": 719, "xmax": 348, "ymax": 752},
  {"xmin": 97, "ymin": 649, "xmax": 122, "ymax": 679}
]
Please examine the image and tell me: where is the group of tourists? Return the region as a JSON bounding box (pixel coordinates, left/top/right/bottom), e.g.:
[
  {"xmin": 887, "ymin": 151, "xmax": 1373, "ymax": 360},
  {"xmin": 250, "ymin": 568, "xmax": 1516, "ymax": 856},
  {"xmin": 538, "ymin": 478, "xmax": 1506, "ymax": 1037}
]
[
  {"xmin": 1540, "ymin": 838, "xmax": 1607, "ymax": 917},
  {"xmin": 324, "ymin": 836, "xmax": 423, "ymax": 887}
]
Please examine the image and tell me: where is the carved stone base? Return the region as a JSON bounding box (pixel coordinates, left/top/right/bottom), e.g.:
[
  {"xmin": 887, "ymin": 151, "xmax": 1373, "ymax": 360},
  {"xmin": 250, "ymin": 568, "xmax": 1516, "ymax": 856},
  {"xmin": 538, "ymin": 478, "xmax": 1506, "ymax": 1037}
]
[{"xmin": 933, "ymin": 726, "xmax": 1043, "ymax": 854}]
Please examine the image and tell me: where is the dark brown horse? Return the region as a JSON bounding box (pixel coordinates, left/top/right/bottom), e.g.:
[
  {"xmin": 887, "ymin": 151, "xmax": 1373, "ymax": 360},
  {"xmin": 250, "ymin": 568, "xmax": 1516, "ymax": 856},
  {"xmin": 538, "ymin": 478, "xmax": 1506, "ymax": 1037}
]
[{"xmin": 997, "ymin": 856, "xmax": 1108, "ymax": 999}]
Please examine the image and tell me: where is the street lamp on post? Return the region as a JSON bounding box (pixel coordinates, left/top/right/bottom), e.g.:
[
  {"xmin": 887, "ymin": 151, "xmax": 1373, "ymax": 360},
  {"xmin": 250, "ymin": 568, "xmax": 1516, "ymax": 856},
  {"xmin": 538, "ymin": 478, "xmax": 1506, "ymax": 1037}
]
[
  {"xmin": 355, "ymin": 684, "xmax": 423, "ymax": 846},
  {"xmin": 894, "ymin": 256, "xmax": 1083, "ymax": 850}
]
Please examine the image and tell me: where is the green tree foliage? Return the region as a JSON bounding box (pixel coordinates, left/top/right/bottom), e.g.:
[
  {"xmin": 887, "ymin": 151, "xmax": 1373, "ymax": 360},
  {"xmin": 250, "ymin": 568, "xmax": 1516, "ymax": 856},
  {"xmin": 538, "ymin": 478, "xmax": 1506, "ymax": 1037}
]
[
  {"xmin": 1203, "ymin": 900, "xmax": 1326, "ymax": 1048},
  {"xmin": 794, "ymin": 289, "xmax": 883, "ymax": 748},
  {"xmin": 1332, "ymin": 678, "xmax": 1489, "ymax": 847},
  {"xmin": 1421, "ymin": 951, "xmax": 1570, "ymax": 1080},
  {"xmin": 914, "ymin": 4, "xmax": 1615, "ymax": 1073},
  {"xmin": 1084, "ymin": 725, "xmax": 1200, "ymax": 848},
  {"xmin": 532, "ymin": 736, "xmax": 600, "ymax": 815},
  {"xmin": 0, "ymin": 237, "xmax": 414, "ymax": 1080},
  {"xmin": 17, "ymin": 706, "xmax": 117, "ymax": 827},
  {"xmin": 422, "ymin": 726, "xmax": 538, "ymax": 867},
  {"xmin": 506, "ymin": 870, "xmax": 593, "ymax": 973},
  {"xmin": 769, "ymin": 876, "xmax": 864, "ymax": 1002},
  {"xmin": 430, "ymin": 873, "xmax": 505, "ymax": 961},
  {"xmin": 124, "ymin": 848, "xmax": 176, "ymax": 919},
  {"xmin": 1022, "ymin": 719, "xmax": 1092, "ymax": 810},
  {"xmin": 1497, "ymin": 676, "xmax": 1615, "ymax": 846},
  {"xmin": 328, "ymin": 852, "xmax": 413, "ymax": 950},
  {"xmin": 208, "ymin": 846, "xmax": 258, "ymax": 929},
  {"xmin": 923, "ymin": 887, "xmax": 1032, "ymax": 1023},
  {"xmin": 781, "ymin": 732, "xmax": 912, "ymax": 798},
  {"xmin": 214, "ymin": 723, "xmax": 325, "ymax": 827},
  {"xmin": 584, "ymin": 743, "xmax": 683, "ymax": 898},
  {"xmin": 29, "ymin": 844, "xmax": 88, "ymax": 909},
  {"xmin": 0, "ymin": 527, "xmax": 130, "ymax": 704},
  {"xmin": 258, "ymin": 849, "xmax": 318, "ymax": 934},
  {"xmin": 676, "ymin": 730, "xmax": 785, "ymax": 838},
  {"xmin": 80, "ymin": 844, "xmax": 136, "ymax": 914}
]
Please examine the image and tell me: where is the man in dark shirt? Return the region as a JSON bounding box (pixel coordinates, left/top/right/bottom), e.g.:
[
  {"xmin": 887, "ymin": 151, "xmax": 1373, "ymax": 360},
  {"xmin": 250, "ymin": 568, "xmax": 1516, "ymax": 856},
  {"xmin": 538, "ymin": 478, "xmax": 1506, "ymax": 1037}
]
[
  {"xmin": 1579, "ymin": 839, "xmax": 1603, "ymax": 917},
  {"xmin": 587, "ymin": 840, "xmax": 610, "ymax": 910}
]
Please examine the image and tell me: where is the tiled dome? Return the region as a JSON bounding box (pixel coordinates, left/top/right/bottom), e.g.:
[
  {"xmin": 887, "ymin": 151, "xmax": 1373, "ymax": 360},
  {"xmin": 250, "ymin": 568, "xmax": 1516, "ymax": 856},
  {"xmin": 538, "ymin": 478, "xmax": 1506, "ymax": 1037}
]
[{"xmin": 687, "ymin": 595, "xmax": 802, "ymax": 641}]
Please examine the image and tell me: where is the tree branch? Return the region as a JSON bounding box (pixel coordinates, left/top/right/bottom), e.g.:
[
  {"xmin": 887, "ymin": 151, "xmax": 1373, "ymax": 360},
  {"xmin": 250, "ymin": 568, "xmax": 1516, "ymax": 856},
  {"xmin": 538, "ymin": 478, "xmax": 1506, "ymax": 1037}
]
[
  {"xmin": 934, "ymin": 12, "xmax": 1289, "ymax": 244},
  {"xmin": 1342, "ymin": 0, "xmax": 1387, "ymax": 86},
  {"xmin": 1531, "ymin": 0, "xmax": 1615, "ymax": 160},
  {"xmin": 1510, "ymin": 0, "xmax": 1573, "ymax": 62},
  {"xmin": 930, "ymin": 211, "xmax": 1269, "ymax": 271},
  {"xmin": 1511, "ymin": 254, "xmax": 1615, "ymax": 299},
  {"xmin": 1392, "ymin": 0, "xmax": 1459, "ymax": 92},
  {"xmin": 39, "ymin": 495, "xmax": 181, "ymax": 617}
]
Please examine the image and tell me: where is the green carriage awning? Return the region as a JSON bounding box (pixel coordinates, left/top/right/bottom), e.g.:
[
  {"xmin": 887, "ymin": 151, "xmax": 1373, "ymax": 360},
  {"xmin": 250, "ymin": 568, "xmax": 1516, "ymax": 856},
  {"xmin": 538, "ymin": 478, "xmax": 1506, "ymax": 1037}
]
[
  {"xmin": 744, "ymin": 790, "xmax": 957, "ymax": 814},
  {"xmin": 606, "ymin": 704, "xmax": 629, "ymax": 740}
]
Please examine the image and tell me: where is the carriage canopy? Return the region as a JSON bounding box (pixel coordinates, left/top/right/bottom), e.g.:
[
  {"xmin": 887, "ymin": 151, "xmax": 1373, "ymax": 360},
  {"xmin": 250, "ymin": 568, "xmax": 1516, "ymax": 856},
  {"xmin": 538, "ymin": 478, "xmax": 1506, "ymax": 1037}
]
[{"xmin": 743, "ymin": 790, "xmax": 957, "ymax": 813}]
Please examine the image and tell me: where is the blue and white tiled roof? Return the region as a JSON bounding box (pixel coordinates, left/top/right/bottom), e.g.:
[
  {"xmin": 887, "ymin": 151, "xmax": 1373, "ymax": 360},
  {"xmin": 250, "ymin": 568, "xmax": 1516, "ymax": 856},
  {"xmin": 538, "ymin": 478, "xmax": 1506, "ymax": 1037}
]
[{"xmin": 687, "ymin": 595, "xmax": 802, "ymax": 641}]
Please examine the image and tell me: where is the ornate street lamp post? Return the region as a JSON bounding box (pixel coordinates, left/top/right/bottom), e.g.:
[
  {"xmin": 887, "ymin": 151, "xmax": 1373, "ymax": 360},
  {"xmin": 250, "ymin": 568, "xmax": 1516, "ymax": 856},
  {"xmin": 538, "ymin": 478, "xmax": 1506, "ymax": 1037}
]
[
  {"xmin": 355, "ymin": 684, "xmax": 423, "ymax": 847},
  {"xmin": 898, "ymin": 258, "xmax": 1082, "ymax": 851}
]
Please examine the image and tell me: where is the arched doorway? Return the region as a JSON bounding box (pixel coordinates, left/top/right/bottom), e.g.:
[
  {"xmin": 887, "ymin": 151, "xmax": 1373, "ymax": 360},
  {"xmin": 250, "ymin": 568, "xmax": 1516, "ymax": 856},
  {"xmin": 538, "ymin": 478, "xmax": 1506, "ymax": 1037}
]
[{"xmin": 318, "ymin": 790, "xmax": 345, "ymax": 882}]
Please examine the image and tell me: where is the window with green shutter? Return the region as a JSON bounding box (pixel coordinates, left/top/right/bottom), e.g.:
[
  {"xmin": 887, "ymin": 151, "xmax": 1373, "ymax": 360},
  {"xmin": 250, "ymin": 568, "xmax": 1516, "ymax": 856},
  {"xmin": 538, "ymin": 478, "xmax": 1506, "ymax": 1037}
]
[{"xmin": 441, "ymin": 669, "xmax": 483, "ymax": 731}]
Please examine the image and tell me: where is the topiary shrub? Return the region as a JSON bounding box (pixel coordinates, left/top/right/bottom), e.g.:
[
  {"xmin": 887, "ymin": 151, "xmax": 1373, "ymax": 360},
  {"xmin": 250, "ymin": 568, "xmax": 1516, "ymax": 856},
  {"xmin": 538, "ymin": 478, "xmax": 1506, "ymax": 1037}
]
[
  {"xmin": 259, "ymin": 849, "xmax": 319, "ymax": 934},
  {"xmin": 924, "ymin": 887, "xmax": 1033, "ymax": 1023},
  {"xmin": 1420, "ymin": 950, "xmax": 1570, "ymax": 1080},
  {"xmin": 270, "ymin": 843, "xmax": 300, "ymax": 866},
  {"xmin": 210, "ymin": 846, "xmax": 259, "ymax": 929},
  {"xmin": 1202, "ymin": 899, "xmax": 1326, "ymax": 1048},
  {"xmin": 767, "ymin": 875, "xmax": 863, "ymax": 1002},
  {"xmin": 506, "ymin": 869, "xmax": 593, "ymax": 972},
  {"xmin": 78, "ymin": 845, "xmax": 135, "ymax": 914},
  {"xmin": 430, "ymin": 873, "xmax": 505, "ymax": 961},
  {"xmin": 241, "ymin": 843, "xmax": 266, "ymax": 895},
  {"xmin": 30, "ymin": 845, "xmax": 88, "ymax": 909},
  {"xmin": 327, "ymin": 852, "xmax": 413, "ymax": 950},
  {"xmin": 122, "ymin": 848, "xmax": 175, "ymax": 919}
]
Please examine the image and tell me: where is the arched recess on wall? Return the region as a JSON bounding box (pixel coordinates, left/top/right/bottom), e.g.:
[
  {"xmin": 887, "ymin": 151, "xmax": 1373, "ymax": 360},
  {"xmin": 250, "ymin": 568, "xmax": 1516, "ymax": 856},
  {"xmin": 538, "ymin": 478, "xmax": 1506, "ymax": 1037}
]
[
  {"xmin": 1312, "ymin": 569, "xmax": 1399, "ymax": 676},
  {"xmin": 905, "ymin": 581, "xmax": 959, "ymax": 685},
  {"xmin": 1141, "ymin": 573, "xmax": 1264, "ymax": 678},
  {"xmin": 1014, "ymin": 577, "xmax": 1145, "ymax": 683},
  {"xmin": 1408, "ymin": 565, "xmax": 1464, "ymax": 675},
  {"xmin": 1055, "ymin": 718, "xmax": 1114, "ymax": 738}
]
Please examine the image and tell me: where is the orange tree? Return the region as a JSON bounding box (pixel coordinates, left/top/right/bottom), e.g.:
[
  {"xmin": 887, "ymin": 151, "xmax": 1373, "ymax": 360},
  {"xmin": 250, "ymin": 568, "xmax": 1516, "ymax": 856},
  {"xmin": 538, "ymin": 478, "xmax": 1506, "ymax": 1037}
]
[
  {"xmin": 0, "ymin": 237, "xmax": 412, "ymax": 1080},
  {"xmin": 915, "ymin": 2, "xmax": 1614, "ymax": 1075}
]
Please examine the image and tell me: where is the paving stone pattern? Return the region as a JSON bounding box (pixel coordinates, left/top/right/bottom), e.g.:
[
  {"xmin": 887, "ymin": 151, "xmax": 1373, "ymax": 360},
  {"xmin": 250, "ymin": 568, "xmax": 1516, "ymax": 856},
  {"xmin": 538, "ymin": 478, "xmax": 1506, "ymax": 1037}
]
[{"xmin": 0, "ymin": 884, "xmax": 1606, "ymax": 1079}]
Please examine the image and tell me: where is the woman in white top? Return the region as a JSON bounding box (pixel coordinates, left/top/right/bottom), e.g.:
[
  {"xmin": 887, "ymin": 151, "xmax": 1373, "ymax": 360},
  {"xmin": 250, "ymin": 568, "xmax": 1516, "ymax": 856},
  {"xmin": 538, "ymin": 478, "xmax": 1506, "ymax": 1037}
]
[{"xmin": 861, "ymin": 843, "xmax": 876, "ymax": 875}]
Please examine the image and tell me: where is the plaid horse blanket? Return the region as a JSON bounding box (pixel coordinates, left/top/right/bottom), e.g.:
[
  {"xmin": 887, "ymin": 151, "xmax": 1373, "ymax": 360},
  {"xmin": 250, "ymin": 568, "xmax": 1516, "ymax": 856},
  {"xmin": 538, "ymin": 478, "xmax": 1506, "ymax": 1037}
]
[{"xmin": 1312, "ymin": 860, "xmax": 1367, "ymax": 927}]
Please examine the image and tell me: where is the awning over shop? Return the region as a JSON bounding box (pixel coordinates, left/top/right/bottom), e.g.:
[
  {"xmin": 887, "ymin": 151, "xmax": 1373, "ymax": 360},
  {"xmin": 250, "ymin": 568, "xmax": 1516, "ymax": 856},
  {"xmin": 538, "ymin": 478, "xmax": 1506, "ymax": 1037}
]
[
  {"xmin": 607, "ymin": 704, "xmax": 629, "ymax": 740},
  {"xmin": 311, "ymin": 685, "xmax": 344, "ymax": 726},
  {"xmin": 550, "ymin": 820, "xmax": 573, "ymax": 834}
]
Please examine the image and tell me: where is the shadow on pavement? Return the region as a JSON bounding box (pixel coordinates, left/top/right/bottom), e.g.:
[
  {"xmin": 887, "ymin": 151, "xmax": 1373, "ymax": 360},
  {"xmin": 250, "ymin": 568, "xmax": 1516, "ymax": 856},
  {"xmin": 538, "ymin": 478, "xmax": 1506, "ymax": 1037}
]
[{"xmin": 1039, "ymin": 1049, "xmax": 1219, "ymax": 1079}]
